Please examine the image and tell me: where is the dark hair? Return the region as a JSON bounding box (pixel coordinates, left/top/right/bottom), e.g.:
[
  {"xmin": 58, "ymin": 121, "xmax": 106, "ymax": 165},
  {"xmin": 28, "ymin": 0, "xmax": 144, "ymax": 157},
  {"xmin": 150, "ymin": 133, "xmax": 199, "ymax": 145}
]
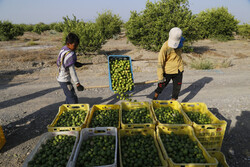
[{"xmin": 65, "ymin": 33, "xmax": 79, "ymax": 45}]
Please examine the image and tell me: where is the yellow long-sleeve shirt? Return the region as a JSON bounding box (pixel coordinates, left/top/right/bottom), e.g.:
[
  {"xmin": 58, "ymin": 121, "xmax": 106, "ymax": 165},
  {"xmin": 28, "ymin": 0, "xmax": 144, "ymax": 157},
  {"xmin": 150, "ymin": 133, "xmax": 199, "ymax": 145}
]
[{"xmin": 157, "ymin": 41, "xmax": 184, "ymax": 82}]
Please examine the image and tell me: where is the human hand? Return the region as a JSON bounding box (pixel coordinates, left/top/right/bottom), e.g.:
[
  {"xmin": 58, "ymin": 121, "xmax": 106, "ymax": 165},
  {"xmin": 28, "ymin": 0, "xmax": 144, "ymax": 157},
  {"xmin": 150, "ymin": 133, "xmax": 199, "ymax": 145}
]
[
  {"xmin": 158, "ymin": 82, "xmax": 166, "ymax": 88},
  {"xmin": 76, "ymin": 83, "xmax": 84, "ymax": 91}
]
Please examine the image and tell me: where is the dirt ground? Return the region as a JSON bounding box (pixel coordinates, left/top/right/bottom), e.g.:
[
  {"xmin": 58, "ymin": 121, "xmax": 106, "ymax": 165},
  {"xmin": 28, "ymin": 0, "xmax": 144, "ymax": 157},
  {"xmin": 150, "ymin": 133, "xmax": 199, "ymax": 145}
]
[{"xmin": 0, "ymin": 31, "xmax": 250, "ymax": 167}]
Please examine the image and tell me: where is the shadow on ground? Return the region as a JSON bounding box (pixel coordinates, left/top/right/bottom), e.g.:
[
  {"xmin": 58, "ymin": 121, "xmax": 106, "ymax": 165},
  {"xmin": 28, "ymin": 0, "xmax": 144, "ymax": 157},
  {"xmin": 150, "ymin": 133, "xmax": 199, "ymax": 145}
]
[
  {"xmin": 0, "ymin": 81, "xmax": 153, "ymax": 152},
  {"xmin": 146, "ymin": 77, "xmax": 213, "ymax": 101},
  {"xmin": 220, "ymin": 110, "xmax": 250, "ymax": 167}
]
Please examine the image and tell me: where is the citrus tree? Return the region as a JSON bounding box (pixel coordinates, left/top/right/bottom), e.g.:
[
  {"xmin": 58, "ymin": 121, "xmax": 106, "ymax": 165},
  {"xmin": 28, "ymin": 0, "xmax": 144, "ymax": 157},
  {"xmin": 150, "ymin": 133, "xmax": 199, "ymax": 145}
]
[
  {"xmin": 125, "ymin": 0, "xmax": 199, "ymax": 51},
  {"xmin": 196, "ymin": 7, "xmax": 239, "ymax": 40},
  {"xmin": 0, "ymin": 21, "xmax": 24, "ymax": 41},
  {"xmin": 95, "ymin": 10, "xmax": 123, "ymax": 39},
  {"xmin": 62, "ymin": 15, "xmax": 105, "ymax": 53}
]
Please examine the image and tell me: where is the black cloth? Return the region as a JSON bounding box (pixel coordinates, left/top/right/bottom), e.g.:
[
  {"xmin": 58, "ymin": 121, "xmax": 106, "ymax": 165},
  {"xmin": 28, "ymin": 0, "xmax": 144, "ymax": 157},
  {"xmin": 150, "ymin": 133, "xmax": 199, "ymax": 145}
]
[{"xmin": 155, "ymin": 70, "xmax": 183, "ymax": 99}]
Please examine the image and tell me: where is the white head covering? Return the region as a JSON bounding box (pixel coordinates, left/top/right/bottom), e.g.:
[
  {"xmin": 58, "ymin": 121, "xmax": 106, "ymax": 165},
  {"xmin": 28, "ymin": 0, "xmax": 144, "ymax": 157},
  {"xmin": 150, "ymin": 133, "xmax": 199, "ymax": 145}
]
[{"xmin": 168, "ymin": 27, "xmax": 182, "ymax": 49}]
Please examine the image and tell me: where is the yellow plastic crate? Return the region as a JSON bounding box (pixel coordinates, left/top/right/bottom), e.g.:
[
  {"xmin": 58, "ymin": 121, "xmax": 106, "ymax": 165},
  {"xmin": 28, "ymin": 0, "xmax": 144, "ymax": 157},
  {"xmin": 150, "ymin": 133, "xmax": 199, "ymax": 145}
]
[
  {"xmin": 0, "ymin": 126, "xmax": 6, "ymax": 150},
  {"xmin": 181, "ymin": 102, "xmax": 227, "ymax": 151},
  {"xmin": 151, "ymin": 100, "xmax": 192, "ymax": 126},
  {"xmin": 86, "ymin": 104, "xmax": 120, "ymax": 129},
  {"xmin": 120, "ymin": 101, "xmax": 156, "ymax": 129},
  {"xmin": 119, "ymin": 128, "xmax": 168, "ymax": 167},
  {"xmin": 208, "ymin": 151, "xmax": 229, "ymax": 167},
  {"xmin": 157, "ymin": 125, "xmax": 218, "ymax": 167},
  {"xmin": 47, "ymin": 104, "xmax": 90, "ymax": 132}
]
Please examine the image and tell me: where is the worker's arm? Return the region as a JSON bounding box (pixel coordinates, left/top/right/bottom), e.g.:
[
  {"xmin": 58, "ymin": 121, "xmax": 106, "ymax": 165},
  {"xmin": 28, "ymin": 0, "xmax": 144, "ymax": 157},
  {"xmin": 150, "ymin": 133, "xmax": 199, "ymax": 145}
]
[
  {"xmin": 157, "ymin": 42, "xmax": 167, "ymax": 82},
  {"xmin": 69, "ymin": 65, "xmax": 80, "ymax": 85}
]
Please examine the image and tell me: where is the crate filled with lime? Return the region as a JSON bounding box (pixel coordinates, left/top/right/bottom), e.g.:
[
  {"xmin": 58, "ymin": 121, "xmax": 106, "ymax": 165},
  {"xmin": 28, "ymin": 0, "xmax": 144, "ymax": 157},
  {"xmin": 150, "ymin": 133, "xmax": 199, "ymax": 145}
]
[
  {"xmin": 121, "ymin": 102, "xmax": 155, "ymax": 129},
  {"xmin": 157, "ymin": 125, "xmax": 218, "ymax": 167},
  {"xmin": 151, "ymin": 100, "xmax": 192, "ymax": 126},
  {"xmin": 23, "ymin": 131, "xmax": 79, "ymax": 167},
  {"xmin": 108, "ymin": 55, "xmax": 134, "ymax": 101},
  {"xmin": 181, "ymin": 102, "xmax": 227, "ymax": 151},
  {"xmin": 72, "ymin": 127, "xmax": 118, "ymax": 167},
  {"xmin": 47, "ymin": 104, "xmax": 89, "ymax": 132},
  {"xmin": 87, "ymin": 104, "xmax": 120, "ymax": 128},
  {"xmin": 119, "ymin": 128, "xmax": 168, "ymax": 167}
]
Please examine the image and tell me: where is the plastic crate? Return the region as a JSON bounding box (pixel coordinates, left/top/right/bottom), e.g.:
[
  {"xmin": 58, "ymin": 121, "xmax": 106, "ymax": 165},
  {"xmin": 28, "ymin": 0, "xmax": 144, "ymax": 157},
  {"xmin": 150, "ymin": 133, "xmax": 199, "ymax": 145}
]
[
  {"xmin": 181, "ymin": 102, "xmax": 227, "ymax": 151},
  {"xmin": 151, "ymin": 100, "xmax": 192, "ymax": 126},
  {"xmin": 208, "ymin": 151, "xmax": 229, "ymax": 167},
  {"xmin": 0, "ymin": 126, "xmax": 6, "ymax": 150},
  {"xmin": 120, "ymin": 101, "xmax": 156, "ymax": 129},
  {"xmin": 47, "ymin": 104, "xmax": 90, "ymax": 132},
  {"xmin": 69, "ymin": 127, "xmax": 118, "ymax": 167},
  {"xmin": 156, "ymin": 125, "xmax": 218, "ymax": 167},
  {"xmin": 119, "ymin": 128, "xmax": 168, "ymax": 167},
  {"xmin": 22, "ymin": 131, "xmax": 79, "ymax": 167},
  {"xmin": 86, "ymin": 104, "xmax": 120, "ymax": 129},
  {"xmin": 108, "ymin": 55, "xmax": 134, "ymax": 92}
]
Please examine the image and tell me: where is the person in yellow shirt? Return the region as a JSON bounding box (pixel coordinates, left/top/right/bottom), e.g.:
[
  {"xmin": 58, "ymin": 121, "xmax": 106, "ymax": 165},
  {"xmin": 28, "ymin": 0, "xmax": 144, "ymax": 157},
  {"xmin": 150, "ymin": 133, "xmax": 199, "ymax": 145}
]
[{"xmin": 153, "ymin": 27, "xmax": 185, "ymax": 100}]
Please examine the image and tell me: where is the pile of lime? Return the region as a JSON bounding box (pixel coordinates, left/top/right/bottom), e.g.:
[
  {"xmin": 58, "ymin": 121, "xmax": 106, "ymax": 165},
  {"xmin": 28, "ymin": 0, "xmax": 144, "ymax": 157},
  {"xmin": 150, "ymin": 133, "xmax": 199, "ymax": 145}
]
[
  {"xmin": 160, "ymin": 132, "xmax": 207, "ymax": 163},
  {"xmin": 109, "ymin": 58, "xmax": 134, "ymax": 101},
  {"xmin": 186, "ymin": 111, "xmax": 212, "ymax": 124},
  {"xmin": 154, "ymin": 106, "xmax": 185, "ymax": 124},
  {"xmin": 76, "ymin": 135, "xmax": 116, "ymax": 167},
  {"xmin": 121, "ymin": 134, "xmax": 162, "ymax": 167},
  {"xmin": 28, "ymin": 135, "xmax": 76, "ymax": 167},
  {"xmin": 122, "ymin": 107, "xmax": 153, "ymax": 124},
  {"xmin": 54, "ymin": 109, "xmax": 87, "ymax": 127},
  {"xmin": 89, "ymin": 109, "xmax": 119, "ymax": 127}
]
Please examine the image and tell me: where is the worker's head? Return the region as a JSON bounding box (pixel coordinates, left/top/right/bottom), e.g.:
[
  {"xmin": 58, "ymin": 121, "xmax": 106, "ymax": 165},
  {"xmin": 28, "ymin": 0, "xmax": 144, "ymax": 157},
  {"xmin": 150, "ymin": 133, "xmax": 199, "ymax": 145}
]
[
  {"xmin": 66, "ymin": 33, "xmax": 79, "ymax": 51},
  {"xmin": 168, "ymin": 27, "xmax": 183, "ymax": 49}
]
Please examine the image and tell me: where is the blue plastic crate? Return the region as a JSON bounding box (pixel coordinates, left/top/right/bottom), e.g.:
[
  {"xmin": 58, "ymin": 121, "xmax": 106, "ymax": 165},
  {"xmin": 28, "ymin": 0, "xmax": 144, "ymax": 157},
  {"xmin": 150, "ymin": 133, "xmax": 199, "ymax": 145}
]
[{"xmin": 108, "ymin": 55, "xmax": 134, "ymax": 92}]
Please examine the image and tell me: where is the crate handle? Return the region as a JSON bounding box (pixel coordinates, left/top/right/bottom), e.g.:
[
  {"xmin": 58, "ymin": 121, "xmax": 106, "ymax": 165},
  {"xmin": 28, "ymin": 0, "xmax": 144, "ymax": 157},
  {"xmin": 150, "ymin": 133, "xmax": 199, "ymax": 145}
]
[{"xmin": 159, "ymin": 102, "xmax": 169, "ymax": 105}]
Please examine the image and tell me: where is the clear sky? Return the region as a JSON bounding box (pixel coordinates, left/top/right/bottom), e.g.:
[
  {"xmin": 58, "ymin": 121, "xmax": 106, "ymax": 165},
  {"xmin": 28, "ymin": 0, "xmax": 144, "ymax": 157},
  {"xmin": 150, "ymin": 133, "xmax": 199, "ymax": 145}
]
[{"xmin": 0, "ymin": 0, "xmax": 249, "ymax": 24}]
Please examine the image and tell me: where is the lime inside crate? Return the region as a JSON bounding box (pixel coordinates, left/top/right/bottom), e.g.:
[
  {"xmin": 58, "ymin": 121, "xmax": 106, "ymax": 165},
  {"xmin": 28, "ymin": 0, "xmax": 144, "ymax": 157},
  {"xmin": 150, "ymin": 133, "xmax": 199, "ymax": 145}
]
[
  {"xmin": 151, "ymin": 100, "xmax": 192, "ymax": 126},
  {"xmin": 181, "ymin": 102, "xmax": 227, "ymax": 151},
  {"xmin": 120, "ymin": 101, "xmax": 156, "ymax": 129},
  {"xmin": 22, "ymin": 131, "xmax": 79, "ymax": 167},
  {"xmin": 47, "ymin": 104, "xmax": 90, "ymax": 132},
  {"xmin": 157, "ymin": 125, "xmax": 218, "ymax": 167},
  {"xmin": 86, "ymin": 104, "xmax": 120, "ymax": 129},
  {"xmin": 70, "ymin": 127, "xmax": 118, "ymax": 167},
  {"xmin": 108, "ymin": 55, "xmax": 134, "ymax": 92},
  {"xmin": 119, "ymin": 128, "xmax": 168, "ymax": 167}
]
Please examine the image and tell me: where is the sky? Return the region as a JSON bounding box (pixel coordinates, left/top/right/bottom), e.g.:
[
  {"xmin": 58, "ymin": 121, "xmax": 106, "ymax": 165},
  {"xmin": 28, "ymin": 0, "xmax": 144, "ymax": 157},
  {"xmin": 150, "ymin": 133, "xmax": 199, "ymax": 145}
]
[{"xmin": 0, "ymin": 0, "xmax": 249, "ymax": 24}]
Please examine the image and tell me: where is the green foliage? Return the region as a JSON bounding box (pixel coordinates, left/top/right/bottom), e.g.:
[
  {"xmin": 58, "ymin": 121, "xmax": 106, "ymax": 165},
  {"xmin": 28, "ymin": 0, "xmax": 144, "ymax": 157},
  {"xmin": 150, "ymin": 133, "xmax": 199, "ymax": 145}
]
[
  {"xmin": 125, "ymin": 0, "xmax": 199, "ymax": 51},
  {"xmin": 19, "ymin": 24, "xmax": 34, "ymax": 32},
  {"xmin": 62, "ymin": 15, "xmax": 105, "ymax": 53},
  {"xmin": 196, "ymin": 7, "xmax": 239, "ymax": 41},
  {"xmin": 190, "ymin": 59, "xmax": 214, "ymax": 70},
  {"xmin": 0, "ymin": 21, "xmax": 24, "ymax": 41},
  {"xmin": 95, "ymin": 10, "xmax": 123, "ymax": 39},
  {"xmin": 50, "ymin": 22, "xmax": 64, "ymax": 32},
  {"xmin": 32, "ymin": 22, "xmax": 51, "ymax": 34},
  {"xmin": 237, "ymin": 23, "xmax": 250, "ymax": 39}
]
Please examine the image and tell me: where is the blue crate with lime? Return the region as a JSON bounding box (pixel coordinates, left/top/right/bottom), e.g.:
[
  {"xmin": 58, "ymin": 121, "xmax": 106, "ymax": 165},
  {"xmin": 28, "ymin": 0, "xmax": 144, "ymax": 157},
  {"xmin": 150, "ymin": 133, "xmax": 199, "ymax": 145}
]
[{"xmin": 108, "ymin": 55, "xmax": 134, "ymax": 101}]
